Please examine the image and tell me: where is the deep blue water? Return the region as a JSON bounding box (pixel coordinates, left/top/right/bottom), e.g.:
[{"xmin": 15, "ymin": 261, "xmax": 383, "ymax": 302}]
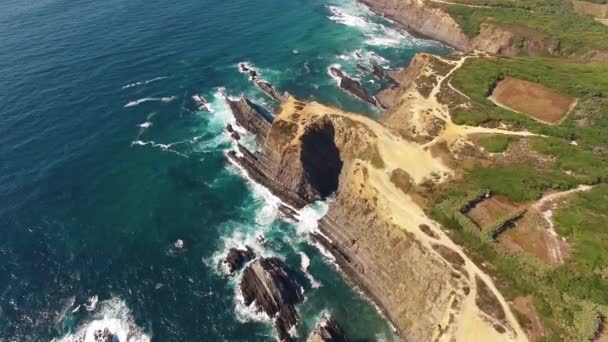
[{"xmin": 0, "ymin": 0, "xmax": 448, "ymax": 340}]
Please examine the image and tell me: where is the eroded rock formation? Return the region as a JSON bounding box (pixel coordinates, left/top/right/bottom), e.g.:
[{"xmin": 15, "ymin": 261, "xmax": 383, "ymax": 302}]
[
  {"xmin": 240, "ymin": 257, "xmax": 304, "ymax": 341},
  {"xmin": 227, "ymin": 92, "xmax": 527, "ymax": 341},
  {"xmin": 226, "ymin": 96, "xmax": 272, "ymax": 144},
  {"xmin": 329, "ymin": 67, "xmax": 378, "ymax": 106},
  {"xmin": 307, "ymin": 317, "xmax": 348, "ymax": 342},
  {"xmin": 224, "ymin": 247, "xmax": 255, "ymax": 274}
]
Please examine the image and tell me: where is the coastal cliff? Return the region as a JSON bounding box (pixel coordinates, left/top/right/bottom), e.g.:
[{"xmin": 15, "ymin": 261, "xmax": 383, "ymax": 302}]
[
  {"xmin": 227, "ymin": 93, "xmax": 528, "ymax": 341},
  {"xmin": 357, "ymin": 0, "xmax": 564, "ymax": 57}
]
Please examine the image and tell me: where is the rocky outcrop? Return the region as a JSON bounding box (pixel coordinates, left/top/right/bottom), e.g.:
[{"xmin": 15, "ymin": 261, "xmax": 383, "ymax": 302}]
[
  {"xmin": 256, "ymin": 80, "xmax": 285, "ymax": 102},
  {"xmin": 307, "ymin": 317, "xmax": 348, "ymax": 342},
  {"xmin": 226, "ymin": 96, "xmax": 272, "ymax": 144},
  {"xmin": 224, "ymin": 247, "xmax": 255, "ymax": 274},
  {"xmin": 358, "ymin": 0, "xmax": 471, "ymax": 50},
  {"xmin": 227, "ymin": 96, "xmax": 524, "ymax": 341},
  {"xmin": 329, "ymin": 67, "xmax": 378, "ymax": 106},
  {"xmin": 358, "ymin": 0, "xmax": 562, "ymax": 57},
  {"xmin": 240, "ymin": 257, "xmax": 304, "ymax": 341}
]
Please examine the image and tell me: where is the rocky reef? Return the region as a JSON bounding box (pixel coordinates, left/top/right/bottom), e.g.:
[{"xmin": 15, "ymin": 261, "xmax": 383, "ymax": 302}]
[
  {"xmin": 240, "ymin": 257, "xmax": 304, "ymax": 341},
  {"xmin": 329, "ymin": 67, "xmax": 378, "ymax": 107},
  {"xmin": 224, "ymin": 247, "xmax": 255, "ymax": 274},
  {"xmin": 307, "ymin": 317, "xmax": 348, "ymax": 342}
]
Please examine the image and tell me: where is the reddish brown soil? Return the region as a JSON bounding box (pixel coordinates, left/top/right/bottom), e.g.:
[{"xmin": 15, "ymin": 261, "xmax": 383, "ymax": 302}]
[
  {"xmin": 498, "ymin": 210, "xmax": 571, "ymax": 264},
  {"xmin": 512, "ymin": 296, "xmax": 546, "ymax": 342},
  {"xmin": 490, "ymin": 77, "xmax": 577, "ymax": 124},
  {"xmin": 466, "ymin": 195, "xmax": 522, "ymax": 229}
]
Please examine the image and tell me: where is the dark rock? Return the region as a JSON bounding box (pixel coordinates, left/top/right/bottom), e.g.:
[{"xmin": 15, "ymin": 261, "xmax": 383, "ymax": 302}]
[
  {"xmin": 255, "ymin": 80, "xmax": 284, "ymax": 102},
  {"xmin": 231, "ymin": 131, "xmax": 241, "ymax": 140},
  {"xmin": 279, "ymin": 204, "xmax": 300, "ymax": 222},
  {"xmin": 300, "ymin": 117, "xmax": 343, "ymax": 198},
  {"xmin": 371, "ymin": 62, "xmax": 400, "ymax": 87},
  {"xmin": 275, "ymin": 305, "xmax": 299, "ymax": 342},
  {"xmin": 356, "ymin": 63, "xmax": 369, "ymax": 73},
  {"xmin": 226, "ymin": 96, "xmax": 272, "ymax": 144},
  {"xmin": 240, "ymin": 257, "xmax": 304, "ymax": 340},
  {"xmin": 329, "ymin": 67, "xmax": 345, "ymax": 79},
  {"xmin": 224, "ymin": 247, "xmax": 255, "ymax": 274},
  {"xmin": 329, "ymin": 67, "xmax": 377, "ymax": 106},
  {"xmin": 308, "ymin": 317, "xmax": 348, "ymax": 342},
  {"xmin": 226, "ymin": 124, "xmax": 234, "ymax": 133}
]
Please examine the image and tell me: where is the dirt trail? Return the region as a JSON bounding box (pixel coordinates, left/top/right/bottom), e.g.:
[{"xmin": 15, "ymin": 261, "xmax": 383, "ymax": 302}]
[
  {"xmin": 429, "ymin": 0, "xmax": 494, "ymax": 8},
  {"xmin": 413, "ymin": 53, "xmax": 541, "ymax": 148},
  {"xmin": 531, "ymin": 185, "xmax": 592, "ymax": 264}
]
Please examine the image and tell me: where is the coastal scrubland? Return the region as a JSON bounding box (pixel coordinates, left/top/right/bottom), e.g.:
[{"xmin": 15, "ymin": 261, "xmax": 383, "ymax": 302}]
[
  {"xmin": 429, "ymin": 53, "xmax": 608, "ymax": 340},
  {"xmin": 434, "ymin": 0, "xmax": 608, "ymax": 55}
]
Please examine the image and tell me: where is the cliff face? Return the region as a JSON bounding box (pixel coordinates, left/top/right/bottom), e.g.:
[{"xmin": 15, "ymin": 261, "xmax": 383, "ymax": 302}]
[
  {"xmin": 228, "ymin": 95, "xmax": 527, "ymax": 341},
  {"xmin": 358, "ymin": 0, "xmax": 471, "ymax": 50},
  {"xmin": 358, "ymin": 0, "xmax": 561, "ymax": 57}
]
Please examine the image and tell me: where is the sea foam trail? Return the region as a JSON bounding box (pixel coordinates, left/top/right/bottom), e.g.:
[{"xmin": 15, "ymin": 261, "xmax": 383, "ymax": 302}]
[
  {"xmin": 121, "ymin": 76, "xmax": 168, "ymax": 89},
  {"xmin": 53, "ymin": 297, "xmax": 151, "ymax": 342},
  {"xmin": 124, "ymin": 96, "xmax": 176, "ymax": 108}
]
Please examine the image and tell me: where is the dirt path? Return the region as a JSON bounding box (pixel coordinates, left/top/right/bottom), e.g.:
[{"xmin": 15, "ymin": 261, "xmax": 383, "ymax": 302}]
[
  {"xmin": 531, "ymin": 185, "xmax": 592, "ymax": 264},
  {"xmin": 419, "ymin": 53, "xmax": 541, "ymax": 148},
  {"xmin": 429, "ymin": 0, "xmax": 494, "ymax": 8}
]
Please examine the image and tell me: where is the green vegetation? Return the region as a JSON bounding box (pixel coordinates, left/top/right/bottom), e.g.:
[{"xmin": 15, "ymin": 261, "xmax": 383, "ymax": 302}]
[
  {"xmin": 554, "ymin": 184, "xmax": 608, "ymax": 279},
  {"xmin": 431, "ymin": 54, "xmax": 608, "ymax": 339},
  {"xmin": 477, "ymin": 135, "xmax": 518, "ymax": 152},
  {"xmin": 436, "ymin": 0, "xmax": 608, "ymax": 55}
]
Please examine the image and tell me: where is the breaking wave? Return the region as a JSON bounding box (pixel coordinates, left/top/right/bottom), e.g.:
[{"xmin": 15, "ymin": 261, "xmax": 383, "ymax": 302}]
[
  {"xmin": 121, "ymin": 76, "xmax": 168, "ymax": 89},
  {"xmin": 124, "ymin": 96, "xmax": 176, "ymax": 108},
  {"xmin": 53, "ymin": 297, "xmax": 150, "ymax": 342}
]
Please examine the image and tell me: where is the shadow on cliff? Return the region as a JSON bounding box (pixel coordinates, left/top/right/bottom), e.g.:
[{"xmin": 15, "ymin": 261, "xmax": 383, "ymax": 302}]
[{"xmin": 300, "ymin": 118, "xmax": 343, "ymax": 199}]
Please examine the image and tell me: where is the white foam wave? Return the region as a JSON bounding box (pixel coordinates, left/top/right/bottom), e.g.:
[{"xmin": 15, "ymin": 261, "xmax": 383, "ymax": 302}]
[
  {"xmin": 138, "ymin": 121, "xmax": 152, "ymax": 129},
  {"xmin": 294, "ymin": 201, "xmax": 330, "ymax": 237},
  {"xmin": 328, "ymin": 6, "xmax": 372, "ymax": 29},
  {"xmin": 130, "ymin": 139, "xmax": 189, "ymax": 158},
  {"xmin": 121, "ymin": 76, "xmax": 168, "ymax": 89},
  {"xmin": 124, "ymin": 96, "xmax": 176, "ymax": 108},
  {"xmin": 85, "ymin": 295, "xmax": 98, "ymax": 312},
  {"xmin": 54, "ymin": 298, "xmax": 150, "ymax": 342}
]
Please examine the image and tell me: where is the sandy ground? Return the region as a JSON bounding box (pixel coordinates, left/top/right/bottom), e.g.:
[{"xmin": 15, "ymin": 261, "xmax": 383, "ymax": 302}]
[{"xmin": 279, "ymin": 94, "xmax": 528, "ymax": 341}]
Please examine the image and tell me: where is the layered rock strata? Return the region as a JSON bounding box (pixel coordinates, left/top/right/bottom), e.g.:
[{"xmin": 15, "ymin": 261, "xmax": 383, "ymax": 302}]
[
  {"xmin": 240, "ymin": 257, "xmax": 304, "ymax": 341},
  {"xmin": 329, "ymin": 67, "xmax": 378, "ymax": 107},
  {"xmin": 226, "ymin": 92, "xmax": 527, "ymax": 341},
  {"xmin": 307, "ymin": 317, "xmax": 348, "ymax": 342}
]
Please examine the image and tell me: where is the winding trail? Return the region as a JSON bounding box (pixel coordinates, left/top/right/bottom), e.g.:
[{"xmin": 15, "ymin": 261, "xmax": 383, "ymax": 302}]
[{"xmin": 429, "ymin": 0, "xmax": 494, "ymax": 8}]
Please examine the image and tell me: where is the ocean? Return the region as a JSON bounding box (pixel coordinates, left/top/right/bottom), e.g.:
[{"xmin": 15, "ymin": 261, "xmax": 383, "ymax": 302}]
[{"xmin": 0, "ymin": 0, "xmax": 448, "ymax": 340}]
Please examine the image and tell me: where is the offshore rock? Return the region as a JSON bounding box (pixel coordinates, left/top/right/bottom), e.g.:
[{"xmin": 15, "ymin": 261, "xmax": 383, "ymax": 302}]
[
  {"xmin": 224, "ymin": 247, "xmax": 255, "ymax": 274},
  {"xmin": 307, "ymin": 317, "xmax": 348, "ymax": 342},
  {"xmin": 240, "ymin": 257, "xmax": 304, "ymax": 341},
  {"xmin": 226, "ymin": 96, "xmax": 272, "ymax": 144},
  {"xmin": 329, "ymin": 67, "xmax": 377, "ymax": 106},
  {"xmin": 255, "ymin": 80, "xmax": 285, "ymax": 102}
]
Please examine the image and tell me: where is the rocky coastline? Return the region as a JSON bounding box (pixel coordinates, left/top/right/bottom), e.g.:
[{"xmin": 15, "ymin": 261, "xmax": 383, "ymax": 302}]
[{"xmin": 224, "ymin": 82, "xmax": 528, "ymax": 340}]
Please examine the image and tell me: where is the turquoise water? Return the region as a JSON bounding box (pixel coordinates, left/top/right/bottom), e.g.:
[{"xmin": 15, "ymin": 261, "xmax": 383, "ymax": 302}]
[{"xmin": 0, "ymin": 0, "xmax": 448, "ymax": 340}]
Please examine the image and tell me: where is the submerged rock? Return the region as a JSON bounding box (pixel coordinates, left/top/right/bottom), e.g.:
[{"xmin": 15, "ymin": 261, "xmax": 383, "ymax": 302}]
[
  {"xmin": 240, "ymin": 257, "xmax": 304, "ymax": 341},
  {"xmin": 308, "ymin": 317, "xmax": 348, "ymax": 342},
  {"xmin": 224, "ymin": 247, "xmax": 255, "ymax": 274}
]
